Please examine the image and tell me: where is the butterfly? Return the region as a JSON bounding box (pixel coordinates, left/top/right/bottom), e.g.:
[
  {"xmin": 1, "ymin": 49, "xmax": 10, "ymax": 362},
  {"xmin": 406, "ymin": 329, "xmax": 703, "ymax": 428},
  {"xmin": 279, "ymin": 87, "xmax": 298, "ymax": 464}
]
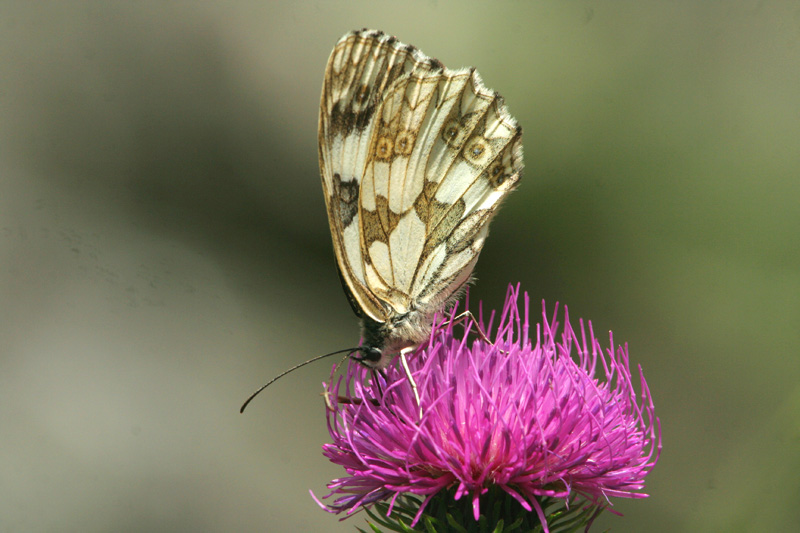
[{"xmin": 318, "ymin": 29, "xmax": 523, "ymax": 372}]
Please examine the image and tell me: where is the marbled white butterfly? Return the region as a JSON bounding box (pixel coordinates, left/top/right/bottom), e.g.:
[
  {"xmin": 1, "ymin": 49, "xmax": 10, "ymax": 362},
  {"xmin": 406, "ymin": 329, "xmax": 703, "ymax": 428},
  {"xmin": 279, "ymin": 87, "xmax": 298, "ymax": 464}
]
[{"xmin": 320, "ymin": 29, "xmax": 523, "ymax": 369}]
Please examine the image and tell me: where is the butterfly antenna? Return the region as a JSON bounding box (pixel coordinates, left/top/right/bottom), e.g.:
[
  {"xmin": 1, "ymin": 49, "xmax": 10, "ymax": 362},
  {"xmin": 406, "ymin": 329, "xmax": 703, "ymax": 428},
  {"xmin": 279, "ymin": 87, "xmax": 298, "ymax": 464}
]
[{"xmin": 240, "ymin": 347, "xmax": 359, "ymax": 413}]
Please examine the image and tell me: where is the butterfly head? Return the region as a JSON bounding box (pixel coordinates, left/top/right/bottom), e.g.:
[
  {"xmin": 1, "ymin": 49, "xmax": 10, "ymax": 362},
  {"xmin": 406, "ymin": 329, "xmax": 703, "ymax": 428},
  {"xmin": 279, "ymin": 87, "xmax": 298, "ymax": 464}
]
[
  {"xmin": 354, "ymin": 311, "xmax": 431, "ymax": 370},
  {"xmin": 352, "ymin": 345, "xmax": 384, "ymax": 369}
]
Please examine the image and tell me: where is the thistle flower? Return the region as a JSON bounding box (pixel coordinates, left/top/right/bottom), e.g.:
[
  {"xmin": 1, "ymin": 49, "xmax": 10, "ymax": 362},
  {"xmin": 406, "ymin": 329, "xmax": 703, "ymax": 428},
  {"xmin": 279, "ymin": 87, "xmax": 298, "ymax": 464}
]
[{"xmin": 316, "ymin": 285, "xmax": 661, "ymax": 532}]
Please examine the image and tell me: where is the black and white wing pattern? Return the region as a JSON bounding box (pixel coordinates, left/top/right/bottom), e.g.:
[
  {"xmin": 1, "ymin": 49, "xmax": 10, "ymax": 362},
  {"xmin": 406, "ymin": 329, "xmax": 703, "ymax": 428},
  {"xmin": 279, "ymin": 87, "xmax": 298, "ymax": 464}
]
[{"xmin": 318, "ymin": 29, "xmax": 523, "ymax": 368}]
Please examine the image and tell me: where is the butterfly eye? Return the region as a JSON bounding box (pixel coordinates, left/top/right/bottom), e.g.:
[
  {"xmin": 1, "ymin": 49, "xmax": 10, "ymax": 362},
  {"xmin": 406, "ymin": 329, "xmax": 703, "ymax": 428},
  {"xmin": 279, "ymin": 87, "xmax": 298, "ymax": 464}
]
[{"xmin": 355, "ymin": 346, "xmax": 383, "ymax": 366}]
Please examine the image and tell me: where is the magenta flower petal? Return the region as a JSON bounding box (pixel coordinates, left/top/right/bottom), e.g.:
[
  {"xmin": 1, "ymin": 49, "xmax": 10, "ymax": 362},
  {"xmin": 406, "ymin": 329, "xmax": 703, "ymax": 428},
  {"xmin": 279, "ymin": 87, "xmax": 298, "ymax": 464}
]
[{"xmin": 318, "ymin": 284, "xmax": 661, "ymax": 531}]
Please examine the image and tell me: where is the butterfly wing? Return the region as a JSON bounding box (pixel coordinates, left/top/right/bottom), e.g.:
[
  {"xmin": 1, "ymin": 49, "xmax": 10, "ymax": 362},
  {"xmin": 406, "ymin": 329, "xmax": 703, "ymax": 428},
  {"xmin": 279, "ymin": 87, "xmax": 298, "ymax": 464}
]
[
  {"xmin": 319, "ymin": 29, "xmax": 431, "ymax": 322},
  {"xmin": 319, "ymin": 29, "xmax": 523, "ymax": 325}
]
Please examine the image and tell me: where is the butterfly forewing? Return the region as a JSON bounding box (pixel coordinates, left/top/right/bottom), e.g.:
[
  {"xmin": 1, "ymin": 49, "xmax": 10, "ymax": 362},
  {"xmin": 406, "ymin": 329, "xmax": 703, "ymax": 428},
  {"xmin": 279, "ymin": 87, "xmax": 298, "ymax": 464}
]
[{"xmin": 319, "ymin": 29, "xmax": 523, "ymax": 364}]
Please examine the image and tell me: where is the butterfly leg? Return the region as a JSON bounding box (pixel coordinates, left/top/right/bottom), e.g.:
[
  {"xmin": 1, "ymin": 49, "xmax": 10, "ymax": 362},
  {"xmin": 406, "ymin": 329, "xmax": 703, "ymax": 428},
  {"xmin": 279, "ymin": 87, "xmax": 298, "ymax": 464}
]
[
  {"xmin": 449, "ymin": 310, "xmax": 493, "ymax": 344},
  {"xmin": 399, "ymin": 347, "xmax": 422, "ymax": 420},
  {"xmin": 447, "ymin": 310, "xmax": 508, "ymax": 354}
]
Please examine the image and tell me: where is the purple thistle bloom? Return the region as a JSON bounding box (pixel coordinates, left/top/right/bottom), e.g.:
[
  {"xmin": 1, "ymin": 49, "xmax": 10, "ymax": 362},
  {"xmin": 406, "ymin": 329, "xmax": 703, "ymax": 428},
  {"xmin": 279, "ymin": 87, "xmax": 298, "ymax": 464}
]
[{"xmin": 316, "ymin": 285, "xmax": 661, "ymax": 531}]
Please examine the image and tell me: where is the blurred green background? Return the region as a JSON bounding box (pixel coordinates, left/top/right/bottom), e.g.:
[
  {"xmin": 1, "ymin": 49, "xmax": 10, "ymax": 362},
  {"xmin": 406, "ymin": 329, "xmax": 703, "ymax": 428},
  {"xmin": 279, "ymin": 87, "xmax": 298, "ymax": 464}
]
[{"xmin": 2, "ymin": 1, "xmax": 798, "ymax": 531}]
